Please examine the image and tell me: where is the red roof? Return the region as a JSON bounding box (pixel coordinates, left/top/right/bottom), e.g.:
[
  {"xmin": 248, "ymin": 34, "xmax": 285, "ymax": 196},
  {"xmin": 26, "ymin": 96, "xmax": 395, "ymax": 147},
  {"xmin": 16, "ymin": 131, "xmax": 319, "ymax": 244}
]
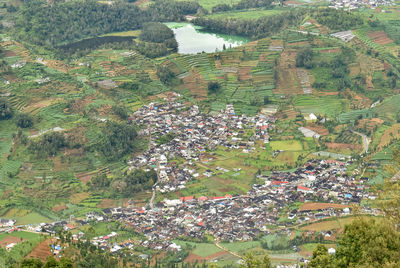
[
  {"xmin": 271, "ymin": 181, "xmax": 289, "ymax": 185},
  {"xmin": 212, "ymin": 194, "xmax": 232, "ymax": 200},
  {"xmin": 198, "ymin": 196, "xmax": 208, "ymax": 201},
  {"xmin": 297, "ymin": 186, "xmax": 312, "ymax": 191},
  {"xmin": 180, "ymin": 196, "xmax": 194, "ymax": 202},
  {"xmin": 197, "ymin": 221, "xmax": 204, "ymax": 226}
]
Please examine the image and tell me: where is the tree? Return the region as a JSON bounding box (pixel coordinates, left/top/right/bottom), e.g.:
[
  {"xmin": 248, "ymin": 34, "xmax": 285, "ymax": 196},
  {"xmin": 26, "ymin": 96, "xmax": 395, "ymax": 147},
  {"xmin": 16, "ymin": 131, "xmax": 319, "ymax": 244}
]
[
  {"xmin": 208, "ymin": 81, "xmax": 221, "ymax": 93},
  {"xmin": 296, "ymin": 47, "xmax": 314, "ymax": 69},
  {"xmin": 309, "ymin": 244, "xmax": 334, "ymax": 268},
  {"xmin": 239, "ymin": 252, "xmax": 272, "ymax": 268},
  {"xmin": 335, "ymin": 218, "xmax": 400, "ymax": 267},
  {"xmin": 16, "ymin": 113, "xmax": 34, "ymax": 128},
  {"xmin": 0, "ymin": 98, "xmax": 13, "ymax": 120},
  {"xmin": 20, "ymin": 258, "xmax": 43, "ymax": 268}
]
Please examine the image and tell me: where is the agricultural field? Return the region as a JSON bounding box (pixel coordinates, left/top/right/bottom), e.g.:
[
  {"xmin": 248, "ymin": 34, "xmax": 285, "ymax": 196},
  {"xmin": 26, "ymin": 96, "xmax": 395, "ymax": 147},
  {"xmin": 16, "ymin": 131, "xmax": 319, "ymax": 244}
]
[{"xmin": 206, "ymin": 8, "xmax": 286, "ymax": 19}]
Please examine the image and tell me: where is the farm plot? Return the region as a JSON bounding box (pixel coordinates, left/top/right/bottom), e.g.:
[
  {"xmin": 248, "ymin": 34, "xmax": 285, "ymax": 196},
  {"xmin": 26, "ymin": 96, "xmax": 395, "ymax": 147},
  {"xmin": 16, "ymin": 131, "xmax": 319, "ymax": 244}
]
[
  {"xmin": 367, "ymin": 31, "xmax": 394, "ymax": 45},
  {"xmin": 294, "ymin": 95, "xmax": 347, "ymax": 118},
  {"xmin": 376, "ymin": 123, "xmax": 400, "ymax": 150},
  {"xmin": 276, "ymin": 49, "xmax": 302, "ymax": 95},
  {"xmin": 270, "ymin": 140, "xmax": 303, "ymax": 151}
]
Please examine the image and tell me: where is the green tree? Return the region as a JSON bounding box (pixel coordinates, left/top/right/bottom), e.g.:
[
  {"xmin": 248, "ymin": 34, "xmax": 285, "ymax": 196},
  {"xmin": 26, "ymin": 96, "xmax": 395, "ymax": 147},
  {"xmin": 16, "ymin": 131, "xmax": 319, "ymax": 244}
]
[
  {"xmin": 239, "ymin": 252, "xmax": 272, "ymax": 268},
  {"xmin": 335, "ymin": 218, "xmax": 400, "ymax": 268},
  {"xmin": 16, "ymin": 113, "xmax": 34, "ymax": 128},
  {"xmin": 309, "ymin": 244, "xmax": 334, "ymax": 268},
  {"xmin": 20, "ymin": 258, "xmax": 43, "ymax": 268},
  {"xmin": 0, "ymin": 98, "xmax": 13, "ymax": 120}
]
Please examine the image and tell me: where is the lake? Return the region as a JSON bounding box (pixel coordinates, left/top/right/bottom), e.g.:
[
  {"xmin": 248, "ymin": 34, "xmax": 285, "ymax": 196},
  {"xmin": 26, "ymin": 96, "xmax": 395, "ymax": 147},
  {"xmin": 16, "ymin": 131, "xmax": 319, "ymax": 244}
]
[{"xmin": 165, "ymin": 22, "xmax": 250, "ymax": 54}]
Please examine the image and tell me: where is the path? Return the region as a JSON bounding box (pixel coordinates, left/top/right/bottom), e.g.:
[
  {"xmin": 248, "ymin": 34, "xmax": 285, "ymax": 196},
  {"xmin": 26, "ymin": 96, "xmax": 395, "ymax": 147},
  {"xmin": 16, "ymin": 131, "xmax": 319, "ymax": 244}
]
[
  {"xmin": 215, "ymin": 240, "xmax": 243, "ymax": 259},
  {"xmin": 352, "ymin": 130, "xmax": 370, "ymax": 154}
]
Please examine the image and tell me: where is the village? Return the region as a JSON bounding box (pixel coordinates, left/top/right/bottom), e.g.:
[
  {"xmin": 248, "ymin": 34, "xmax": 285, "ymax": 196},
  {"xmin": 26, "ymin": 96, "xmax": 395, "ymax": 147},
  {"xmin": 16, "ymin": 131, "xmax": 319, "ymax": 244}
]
[
  {"xmin": 0, "ymin": 100, "xmax": 381, "ymax": 257},
  {"xmin": 329, "ymin": 0, "xmax": 393, "ymax": 10},
  {"xmin": 128, "ymin": 99, "xmax": 276, "ymax": 193},
  {"xmin": 0, "ymin": 159, "xmax": 379, "ymax": 257}
]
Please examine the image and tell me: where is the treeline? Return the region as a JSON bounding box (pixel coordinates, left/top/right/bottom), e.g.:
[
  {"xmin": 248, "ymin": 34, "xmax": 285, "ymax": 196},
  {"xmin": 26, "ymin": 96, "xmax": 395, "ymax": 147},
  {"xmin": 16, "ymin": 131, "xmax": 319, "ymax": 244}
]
[
  {"xmin": 58, "ymin": 36, "xmax": 136, "ymax": 55},
  {"xmin": 311, "ymin": 8, "xmax": 364, "ymax": 31},
  {"xmin": 140, "ymin": 22, "xmax": 177, "ymax": 51},
  {"xmin": 90, "ymin": 169, "xmax": 156, "ymax": 197},
  {"xmin": 28, "ymin": 121, "xmax": 138, "ymax": 161},
  {"xmin": 15, "ymin": 0, "xmax": 201, "ymax": 47},
  {"xmin": 296, "ymin": 46, "xmax": 358, "ymax": 91},
  {"xmin": 193, "ymin": 10, "xmax": 304, "ymax": 39},
  {"xmin": 212, "ymin": 0, "xmax": 273, "ymax": 13}
]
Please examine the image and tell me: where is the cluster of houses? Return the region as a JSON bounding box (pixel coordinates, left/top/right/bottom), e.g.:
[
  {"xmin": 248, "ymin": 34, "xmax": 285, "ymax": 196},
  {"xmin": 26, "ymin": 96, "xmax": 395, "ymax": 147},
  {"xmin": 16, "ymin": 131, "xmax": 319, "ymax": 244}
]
[
  {"xmin": 128, "ymin": 101, "xmax": 275, "ymax": 193},
  {"xmin": 329, "ymin": 0, "xmax": 393, "ymax": 10},
  {"xmin": 96, "ymin": 159, "xmax": 378, "ymax": 251}
]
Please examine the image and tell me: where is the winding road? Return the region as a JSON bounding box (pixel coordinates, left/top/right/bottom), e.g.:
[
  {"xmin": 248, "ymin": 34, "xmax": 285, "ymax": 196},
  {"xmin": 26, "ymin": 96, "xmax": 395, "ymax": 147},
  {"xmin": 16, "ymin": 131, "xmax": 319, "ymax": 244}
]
[{"xmin": 352, "ymin": 130, "xmax": 370, "ymax": 154}]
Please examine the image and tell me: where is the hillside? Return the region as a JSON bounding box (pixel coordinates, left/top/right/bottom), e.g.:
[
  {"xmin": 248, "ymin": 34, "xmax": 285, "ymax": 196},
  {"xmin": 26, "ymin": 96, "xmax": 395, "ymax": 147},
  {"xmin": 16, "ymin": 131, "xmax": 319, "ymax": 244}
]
[{"xmin": 0, "ymin": 0, "xmax": 400, "ymax": 266}]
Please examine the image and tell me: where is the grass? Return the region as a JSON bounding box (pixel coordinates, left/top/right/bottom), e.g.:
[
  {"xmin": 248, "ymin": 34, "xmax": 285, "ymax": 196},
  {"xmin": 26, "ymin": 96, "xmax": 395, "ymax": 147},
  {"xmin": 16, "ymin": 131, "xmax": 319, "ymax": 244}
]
[
  {"xmin": 220, "ymin": 241, "xmax": 261, "ymax": 254},
  {"xmin": 0, "ymin": 231, "xmax": 41, "ymax": 241},
  {"xmin": 206, "ymin": 8, "xmax": 286, "ymax": 19},
  {"xmin": 102, "ymin": 30, "xmax": 141, "ymax": 37},
  {"xmin": 176, "ymin": 0, "xmax": 242, "ymax": 11},
  {"xmin": 270, "ymin": 140, "xmax": 303, "ymax": 151},
  {"xmin": 14, "ymin": 212, "xmax": 52, "ymax": 225},
  {"xmin": 173, "ymin": 240, "xmax": 222, "ymax": 257}
]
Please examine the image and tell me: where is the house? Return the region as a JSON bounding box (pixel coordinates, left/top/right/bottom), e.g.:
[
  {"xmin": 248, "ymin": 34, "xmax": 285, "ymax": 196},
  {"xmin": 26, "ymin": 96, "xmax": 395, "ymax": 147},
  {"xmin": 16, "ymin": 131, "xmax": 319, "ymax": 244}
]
[{"xmin": 297, "ymin": 186, "xmax": 313, "ymax": 194}]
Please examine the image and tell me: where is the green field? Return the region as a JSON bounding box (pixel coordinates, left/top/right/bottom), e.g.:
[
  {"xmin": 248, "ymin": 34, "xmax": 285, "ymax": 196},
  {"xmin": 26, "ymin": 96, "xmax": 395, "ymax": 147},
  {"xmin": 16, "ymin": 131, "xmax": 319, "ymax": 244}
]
[
  {"xmin": 206, "ymin": 8, "xmax": 286, "ymax": 19},
  {"xmin": 173, "ymin": 240, "xmax": 222, "ymax": 257},
  {"xmin": 270, "ymin": 140, "xmax": 303, "ymax": 151},
  {"xmin": 177, "ymin": 0, "xmax": 242, "ymax": 10}
]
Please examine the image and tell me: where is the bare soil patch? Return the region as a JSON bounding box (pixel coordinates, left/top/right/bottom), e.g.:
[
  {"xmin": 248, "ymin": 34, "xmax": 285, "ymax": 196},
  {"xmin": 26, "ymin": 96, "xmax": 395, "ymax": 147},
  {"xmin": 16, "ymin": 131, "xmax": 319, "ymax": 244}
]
[
  {"xmin": 319, "ymin": 48, "xmax": 341, "ymax": 54},
  {"xmin": 306, "ymin": 124, "xmax": 329, "ymax": 136},
  {"xmin": 26, "ymin": 239, "xmax": 53, "ymax": 262},
  {"xmin": 377, "ymin": 123, "xmax": 400, "ymax": 150},
  {"xmin": 367, "ymin": 31, "xmax": 393, "ymax": 45},
  {"xmin": 276, "ymin": 50, "xmax": 302, "ymax": 95},
  {"xmin": 52, "ymin": 203, "xmax": 67, "ymax": 212},
  {"xmin": 97, "ymin": 199, "xmax": 118, "ymax": 208},
  {"xmin": 0, "ymin": 236, "xmax": 25, "ymax": 247},
  {"xmin": 75, "ymin": 172, "xmax": 94, "ymax": 183},
  {"xmin": 325, "ymin": 142, "xmax": 362, "ymax": 151}
]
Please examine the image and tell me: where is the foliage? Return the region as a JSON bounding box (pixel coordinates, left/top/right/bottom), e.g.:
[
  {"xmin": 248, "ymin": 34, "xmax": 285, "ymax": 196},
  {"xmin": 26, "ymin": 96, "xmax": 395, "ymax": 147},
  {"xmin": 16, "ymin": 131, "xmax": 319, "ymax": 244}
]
[
  {"xmin": 16, "ymin": 113, "xmax": 34, "ymax": 128},
  {"xmin": 212, "ymin": 0, "xmax": 273, "ymax": 13},
  {"xmin": 157, "ymin": 65, "xmax": 176, "ymax": 85},
  {"xmin": 312, "ymin": 8, "xmax": 364, "ymax": 31},
  {"xmin": 112, "ymin": 105, "xmax": 129, "ymax": 120},
  {"xmin": 15, "ymin": 0, "xmax": 200, "ymax": 47},
  {"xmin": 308, "ymin": 219, "xmax": 400, "ymax": 268},
  {"xmin": 93, "ymin": 121, "xmax": 137, "ymax": 161},
  {"xmin": 20, "ymin": 257, "xmax": 73, "ymax": 268},
  {"xmin": 208, "ymin": 81, "xmax": 221, "ymax": 93},
  {"xmin": 239, "ymin": 252, "xmax": 272, "ymax": 268},
  {"xmin": 194, "ymin": 10, "xmax": 304, "ymax": 39},
  {"xmin": 28, "ymin": 132, "xmax": 68, "ymax": 158},
  {"xmin": 140, "ymin": 22, "xmax": 176, "ymax": 46},
  {"xmin": 0, "ymin": 98, "xmax": 13, "ymax": 120},
  {"xmin": 119, "ymin": 169, "xmax": 156, "ymax": 197},
  {"xmin": 296, "ymin": 47, "xmax": 314, "ymax": 69},
  {"xmin": 309, "ymin": 244, "xmax": 334, "ymax": 268},
  {"xmin": 156, "ymin": 133, "xmax": 175, "ymax": 145}
]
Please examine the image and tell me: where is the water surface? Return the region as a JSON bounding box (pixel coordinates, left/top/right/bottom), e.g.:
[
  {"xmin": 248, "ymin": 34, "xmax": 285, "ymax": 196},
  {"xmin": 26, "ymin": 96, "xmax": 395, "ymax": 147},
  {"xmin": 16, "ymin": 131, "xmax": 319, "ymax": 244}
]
[{"xmin": 165, "ymin": 22, "xmax": 250, "ymax": 54}]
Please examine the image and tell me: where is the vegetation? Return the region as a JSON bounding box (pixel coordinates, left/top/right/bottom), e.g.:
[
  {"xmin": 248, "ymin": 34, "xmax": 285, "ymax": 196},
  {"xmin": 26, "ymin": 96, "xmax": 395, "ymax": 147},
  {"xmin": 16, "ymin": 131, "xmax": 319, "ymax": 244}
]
[
  {"xmin": 92, "ymin": 121, "xmax": 137, "ymax": 161},
  {"xmin": 0, "ymin": 98, "xmax": 13, "ymax": 120},
  {"xmin": 194, "ymin": 10, "xmax": 304, "ymax": 38},
  {"xmin": 309, "ymin": 218, "xmax": 400, "ymax": 267}
]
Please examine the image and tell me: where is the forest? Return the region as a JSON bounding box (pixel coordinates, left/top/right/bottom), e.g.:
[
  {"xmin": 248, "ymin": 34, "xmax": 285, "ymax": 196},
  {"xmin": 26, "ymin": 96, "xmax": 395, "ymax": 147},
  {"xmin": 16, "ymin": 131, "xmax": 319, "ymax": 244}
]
[
  {"xmin": 14, "ymin": 0, "xmax": 201, "ymax": 47},
  {"xmin": 193, "ymin": 10, "xmax": 304, "ymax": 39}
]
